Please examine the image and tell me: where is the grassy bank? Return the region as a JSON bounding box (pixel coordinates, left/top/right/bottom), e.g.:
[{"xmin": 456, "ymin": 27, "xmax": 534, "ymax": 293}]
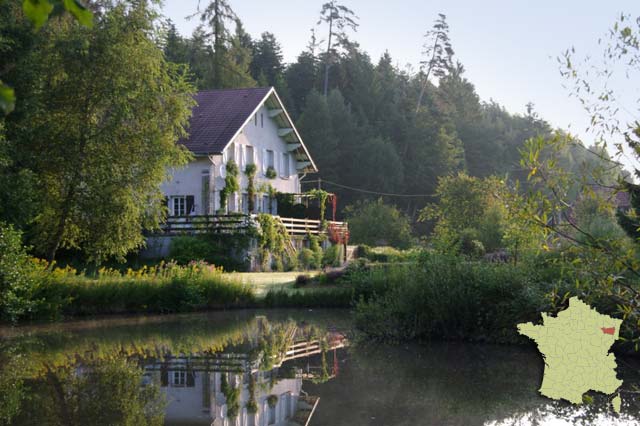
[
  {"xmin": 350, "ymin": 253, "xmax": 637, "ymax": 350},
  {"xmin": 24, "ymin": 261, "xmax": 256, "ymax": 320}
]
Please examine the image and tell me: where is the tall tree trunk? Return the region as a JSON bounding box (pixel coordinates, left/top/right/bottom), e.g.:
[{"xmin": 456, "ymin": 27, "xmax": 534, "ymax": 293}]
[
  {"xmin": 213, "ymin": 0, "xmax": 223, "ymax": 88},
  {"xmin": 47, "ymin": 127, "xmax": 89, "ymax": 262},
  {"xmin": 414, "ymin": 34, "xmax": 441, "ymax": 114},
  {"xmin": 323, "ymin": 18, "xmax": 333, "ymax": 97},
  {"xmin": 46, "ymin": 184, "xmax": 77, "ymax": 262}
]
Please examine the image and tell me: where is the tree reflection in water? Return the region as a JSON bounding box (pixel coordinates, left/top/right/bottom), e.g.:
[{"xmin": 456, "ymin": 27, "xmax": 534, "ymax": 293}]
[{"xmin": 0, "ymin": 313, "xmax": 347, "ymax": 426}]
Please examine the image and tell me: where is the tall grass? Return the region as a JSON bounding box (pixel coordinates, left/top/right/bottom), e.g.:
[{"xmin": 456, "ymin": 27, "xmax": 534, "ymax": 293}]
[
  {"xmin": 353, "ymin": 253, "xmax": 572, "ymax": 344},
  {"xmin": 27, "ymin": 260, "xmax": 255, "ymax": 319}
]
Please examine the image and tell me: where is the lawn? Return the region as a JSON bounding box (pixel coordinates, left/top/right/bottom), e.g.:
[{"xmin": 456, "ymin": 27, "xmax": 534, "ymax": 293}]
[{"xmin": 229, "ymin": 271, "xmax": 321, "ymax": 296}]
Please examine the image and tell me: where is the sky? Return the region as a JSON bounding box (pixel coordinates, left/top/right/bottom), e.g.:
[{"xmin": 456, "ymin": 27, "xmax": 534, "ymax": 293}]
[{"xmin": 162, "ymin": 0, "xmax": 640, "ymax": 171}]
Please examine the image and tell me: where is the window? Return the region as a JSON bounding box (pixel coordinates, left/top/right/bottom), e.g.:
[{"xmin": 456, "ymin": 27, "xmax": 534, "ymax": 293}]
[
  {"xmin": 202, "ymin": 171, "xmax": 210, "ymax": 215},
  {"xmin": 170, "ymin": 195, "xmax": 194, "ymax": 216},
  {"xmin": 171, "ymin": 196, "xmax": 186, "ymax": 216},
  {"xmin": 242, "ymin": 193, "xmax": 249, "ymax": 214},
  {"xmin": 267, "ymin": 150, "xmax": 274, "ymax": 168},
  {"xmin": 173, "ymin": 371, "xmax": 186, "ymax": 387},
  {"xmin": 246, "ymin": 146, "xmax": 254, "ymax": 165},
  {"xmin": 254, "ymin": 113, "xmax": 257, "ymax": 126},
  {"xmin": 281, "ymin": 152, "xmax": 290, "ymax": 177},
  {"xmin": 260, "ymin": 113, "xmax": 264, "ymax": 128}
]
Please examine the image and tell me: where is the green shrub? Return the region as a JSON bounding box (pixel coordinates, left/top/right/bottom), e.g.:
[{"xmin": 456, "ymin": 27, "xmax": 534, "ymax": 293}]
[
  {"xmin": 168, "ymin": 235, "xmax": 249, "ymax": 272},
  {"xmin": 26, "ymin": 261, "xmax": 255, "ymax": 319},
  {"xmin": 459, "ymin": 228, "xmax": 485, "ymax": 258},
  {"xmin": 285, "ymin": 251, "xmax": 298, "ymax": 271},
  {"xmin": 354, "ymin": 253, "xmax": 566, "ymax": 343},
  {"xmin": 0, "ymin": 223, "xmax": 38, "ymax": 322},
  {"xmin": 355, "ymin": 245, "xmax": 415, "ymax": 263},
  {"xmin": 322, "ymin": 244, "xmax": 343, "ymax": 267},
  {"xmin": 345, "ymin": 199, "xmax": 413, "ymax": 249},
  {"xmin": 298, "ymin": 248, "xmax": 319, "ymax": 270},
  {"xmin": 263, "ymin": 287, "xmax": 353, "ymax": 308},
  {"xmin": 308, "ymin": 235, "xmax": 323, "ymax": 268}
]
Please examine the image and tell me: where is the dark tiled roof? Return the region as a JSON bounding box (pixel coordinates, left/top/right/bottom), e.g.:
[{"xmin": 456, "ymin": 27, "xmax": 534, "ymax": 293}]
[{"xmin": 180, "ymin": 87, "xmax": 272, "ymax": 154}]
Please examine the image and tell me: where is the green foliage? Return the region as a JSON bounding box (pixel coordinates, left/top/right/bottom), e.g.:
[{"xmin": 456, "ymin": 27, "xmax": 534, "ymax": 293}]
[
  {"xmin": 263, "ymin": 287, "xmax": 353, "ymax": 308},
  {"xmin": 12, "ymin": 261, "xmax": 254, "ymax": 320},
  {"xmin": 168, "ymin": 235, "xmax": 251, "ymax": 271},
  {"xmin": 220, "ymin": 160, "xmax": 240, "ymax": 211},
  {"xmin": 0, "ymin": 223, "xmax": 38, "ymax": 322},
  {"xmin": 345, "ymin": 199, "xmax": 413, "ymax": 249},
  {"xmin": 3, "ymin": 2, "xmax": 195, "ymax": 262},
  {"xmin": 245, "ymin": 374, "xmax": 258, "ymax": 413},
  {"xmin": 298, "ymin": 248, "xmax": 317, "ymax": 270},
  {"xmin": 322, "ymin": 244, "xmax": 343, "ymax": 267},
  {"xmin": 11, "ymin": 356, "xmax": 164, "ymax": 426},
  {"xmin": 421, "ymin": 173, "xmax": 515, "ymax": 255},
  {"xmin": 308, "ymin": 235, "xmax": 324, "ymax": 268},
  {"xmin": 354, "ymin": 253, "xmax": 566, "ymax": 343},
  {"xmin": 306, "ymin": 188, "xmax": 330, "ymax": 222},
  {"xmin": 244, "ymin": 163, "xmax": 257, "ymax": 212},
  {"xmin": 22, "ymin": 0, "xmax": 93, "ymax": 30},
  {"xmin": 265, "ymin": 166, "xmax": 277, "ymax": 179},
  {"xmin": 267, "ymin": 394, "xmax": 278, "ymax": 408},
  {"xmin": 256, "ymin": 213, "xmax": 289, "ymax": 271}
]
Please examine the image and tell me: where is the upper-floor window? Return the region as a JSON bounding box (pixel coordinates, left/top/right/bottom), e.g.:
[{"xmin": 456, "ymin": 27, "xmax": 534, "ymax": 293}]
[
  {"xmin": 281, "ymin": 152, "xmax": 290, "ymax": 177},
  {"xmin": 267, "ymin": 150, "xmax": 274, "ymax": 168},
  {"xmin": 261, "ymin": 113, "xmax": 264, "ymax": 128},
  {"xmin": 254, "ymin": 113, "xmax": 258, "ymax": 126},
  {"xmin": 246, "ymin": 145, "xmax": 254, "ymax": 165}
]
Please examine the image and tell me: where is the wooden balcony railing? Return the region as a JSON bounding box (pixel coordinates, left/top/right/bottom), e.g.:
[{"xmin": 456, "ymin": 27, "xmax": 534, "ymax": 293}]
[
  {"xmin": 161, "ymin": 214, "xmax": 251, "ymax": 235},
  {"xmin": 159, "ymin": 214, "xmax": 348, "ymax": 240}
]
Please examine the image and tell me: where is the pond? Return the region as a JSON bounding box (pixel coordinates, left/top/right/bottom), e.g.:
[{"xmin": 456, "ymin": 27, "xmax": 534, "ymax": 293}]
[{"xmin": 1, "ymin": 309, "xmax": 639, "ymax": 426}]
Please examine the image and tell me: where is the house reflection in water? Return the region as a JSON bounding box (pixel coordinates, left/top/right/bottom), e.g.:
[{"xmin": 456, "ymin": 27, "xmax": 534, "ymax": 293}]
[{"xmin": 144, "ymin": 329, "xmax": 346, "ymax": 426}]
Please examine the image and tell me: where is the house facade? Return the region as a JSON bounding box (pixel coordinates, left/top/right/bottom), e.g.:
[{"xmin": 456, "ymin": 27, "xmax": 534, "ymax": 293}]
[{"xmin": 161, "ymin": 87, "xmax": 317, "ymax": 217}]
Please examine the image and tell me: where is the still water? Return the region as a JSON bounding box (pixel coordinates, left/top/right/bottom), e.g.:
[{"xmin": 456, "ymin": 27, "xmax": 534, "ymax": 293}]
[{"xmin": 1, "ymin": 309, "xmax": 639, "ymax": 426}]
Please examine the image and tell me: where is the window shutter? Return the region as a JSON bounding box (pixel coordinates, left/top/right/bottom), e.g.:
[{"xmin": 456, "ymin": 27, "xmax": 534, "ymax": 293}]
[
  {"xmin": 161, "ymin": 366, "xmax": 168, "ymax": 387},
  {"xmin": 186, "ymin": 195, "xmax": 195, "ymax": 216},
  {"xmin": 262, "ymin": 149, "xmax": 268, "ymax": 173}
]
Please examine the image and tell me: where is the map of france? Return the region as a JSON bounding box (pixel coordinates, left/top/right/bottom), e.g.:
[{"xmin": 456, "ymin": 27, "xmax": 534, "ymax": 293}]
[{"xmin": 517, "ymin": 297, "xmax": 623, "ymax": 413}]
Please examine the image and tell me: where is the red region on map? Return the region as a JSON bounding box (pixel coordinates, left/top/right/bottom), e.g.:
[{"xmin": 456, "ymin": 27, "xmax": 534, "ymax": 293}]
[{"xmin": 601, "ymin": 327, "xmax": 615, "ymax": 335}]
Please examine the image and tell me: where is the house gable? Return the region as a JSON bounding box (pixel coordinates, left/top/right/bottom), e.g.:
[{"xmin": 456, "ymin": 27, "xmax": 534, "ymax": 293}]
[{"xmin": 181, "ymin": 87, "xmax": 317, "ymax": 174}]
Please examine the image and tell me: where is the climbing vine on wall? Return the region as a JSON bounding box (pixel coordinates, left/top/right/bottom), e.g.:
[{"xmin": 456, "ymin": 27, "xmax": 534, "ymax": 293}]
[
  {"xmin": 220, "ymin": 160, "xmax": 239, "ymax": 211},
  {"xmin": 245, "ymin": 163, "xmax": 257, "ymax": 212},
  {"xmin": 256, "ymin": 213, "xmax": 290, "ymax": 271},
  {"xmin": 307, "ymin": 189, "xmax": 330, "ymax": 226}
]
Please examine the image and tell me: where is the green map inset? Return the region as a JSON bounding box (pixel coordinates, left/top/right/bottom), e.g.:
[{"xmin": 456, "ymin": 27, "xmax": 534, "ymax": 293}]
[{"xmin": 517, "ymin": 297, "xmax": 622, "ymax": 412}]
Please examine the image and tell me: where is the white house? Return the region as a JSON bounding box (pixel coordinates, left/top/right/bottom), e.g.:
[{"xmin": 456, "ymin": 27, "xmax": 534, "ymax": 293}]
[{"xmin": 161, "ymin": 87, "xmax": 317, "ymax": 217}]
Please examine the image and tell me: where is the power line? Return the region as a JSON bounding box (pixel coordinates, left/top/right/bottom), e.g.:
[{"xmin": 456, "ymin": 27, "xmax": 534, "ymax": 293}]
[{"xmin": 301, "ymin": 179, "xmax": 436, "ymax": 198}]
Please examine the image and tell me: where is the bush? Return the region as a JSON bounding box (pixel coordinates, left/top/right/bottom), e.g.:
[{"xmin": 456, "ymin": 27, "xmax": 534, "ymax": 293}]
[
  {"xmin": 168, "ymin": 235, "xmax": 249, "ymax": 272},
  {"xmin": 459, "ymin": 228, "xmax": 485, "ymax": 258},
  {"xmin": 298, "ymin": 248, "xmax": 316, "ymax": 270},
  {"xmin": 294, "ymin": 274, "xmax": 311, "ymax": 287},
  {"xmin": 322, "ymin": 244, "xmax": 343, "ymax": 267},
  {"xmin": 26, "ymin": 260, "xmax": 255, "ymax": 319},
  {"xmin": 285, "ymin": 251, "xmax": 298, "ymax": 271},
  {"xmin": 345, "ymin": 199, "xmax": 413, "ymax": 249},
  {"xmin": 354, "ymin": 253, "xmax": 564, "ymax": 343},
  {"xmin": 355, "ymin": 245, "xmax": 415, "ymax": 263},
  {"xmin": 0, "ymin": 223, "xmax": 38, "ymax": 322}
]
